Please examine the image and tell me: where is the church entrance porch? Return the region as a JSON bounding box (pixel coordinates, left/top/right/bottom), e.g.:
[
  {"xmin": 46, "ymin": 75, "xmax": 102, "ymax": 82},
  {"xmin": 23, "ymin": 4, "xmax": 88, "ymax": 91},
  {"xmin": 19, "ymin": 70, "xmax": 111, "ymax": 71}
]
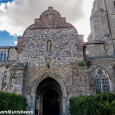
[{"xmin": 35, "ymin": 77, "xmax": 62, "ymax": 115}]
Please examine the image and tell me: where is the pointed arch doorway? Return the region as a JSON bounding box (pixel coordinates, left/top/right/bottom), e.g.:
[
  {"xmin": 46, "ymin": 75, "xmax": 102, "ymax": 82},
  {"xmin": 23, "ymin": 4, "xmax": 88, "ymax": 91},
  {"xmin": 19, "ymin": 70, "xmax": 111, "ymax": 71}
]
[{"xmin": 35, "ymin": 77, "xmax": 62, "ymax": 115}]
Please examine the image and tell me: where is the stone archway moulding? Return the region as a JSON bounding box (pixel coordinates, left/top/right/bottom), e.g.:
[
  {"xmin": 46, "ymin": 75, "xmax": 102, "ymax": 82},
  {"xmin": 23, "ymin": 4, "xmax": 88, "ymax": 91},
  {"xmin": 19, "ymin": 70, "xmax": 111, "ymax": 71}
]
[
  {"xmin": 32, "ymin": 72, "xmax": 67, "ymax": 97},
  {"xmin": 30, "ymin": 72, "xmax": 67, "ymax": 115}
]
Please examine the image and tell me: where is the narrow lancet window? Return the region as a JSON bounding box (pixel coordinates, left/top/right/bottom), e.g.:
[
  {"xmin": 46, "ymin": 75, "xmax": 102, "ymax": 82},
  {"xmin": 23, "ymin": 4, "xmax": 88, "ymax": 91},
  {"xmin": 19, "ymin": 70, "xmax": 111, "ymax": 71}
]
[
  {"xmin": 47, "ymin": 40, "xmax": 52, "ymax": 51},
  {"xmin": 0, "ymin": 53, "xmax": 3, "ymax": 61}
]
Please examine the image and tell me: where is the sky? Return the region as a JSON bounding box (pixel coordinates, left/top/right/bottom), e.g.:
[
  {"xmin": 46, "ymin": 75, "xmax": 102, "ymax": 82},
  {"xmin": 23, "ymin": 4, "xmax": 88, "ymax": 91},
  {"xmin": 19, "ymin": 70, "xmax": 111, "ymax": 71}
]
[{"xmin": 0, "ymin": 0, "xmax": 94, "ymax": 46}]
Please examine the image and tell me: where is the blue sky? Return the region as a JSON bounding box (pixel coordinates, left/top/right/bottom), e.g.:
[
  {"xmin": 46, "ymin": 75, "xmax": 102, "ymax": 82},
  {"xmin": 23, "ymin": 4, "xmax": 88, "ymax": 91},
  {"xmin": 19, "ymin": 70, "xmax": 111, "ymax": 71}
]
[
  {"xmin": 0, "ymin": 0, "xmax": 17, "ymax": 46},
  {"xmin": 0, "ymin": 31, "xmax": 17, "ymax": 46},
  {"xmin": 0, "ymin": 0, "xmax": 13, "ymax": 3},
  {"xmin": 0, "ymin": 0, "xmax": 94, "ymax": 46}
]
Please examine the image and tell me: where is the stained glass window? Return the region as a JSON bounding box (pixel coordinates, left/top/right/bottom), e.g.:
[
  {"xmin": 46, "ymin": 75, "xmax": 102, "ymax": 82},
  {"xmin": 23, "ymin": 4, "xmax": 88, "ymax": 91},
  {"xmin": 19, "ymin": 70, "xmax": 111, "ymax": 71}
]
[
  {"xmin": 97, "ymin": 69, "xmax": 103, "ymax": 75},
  {"xmin": 101, "ymin": 76, "xmax": 109, "ymax": 93},
  {"xmin": 95, "ymin": 75, "xmax": 101, "ymax": 93},
  {"xmin": 94, "ymin": 68, "xmax": 110, "ymax": 93}
]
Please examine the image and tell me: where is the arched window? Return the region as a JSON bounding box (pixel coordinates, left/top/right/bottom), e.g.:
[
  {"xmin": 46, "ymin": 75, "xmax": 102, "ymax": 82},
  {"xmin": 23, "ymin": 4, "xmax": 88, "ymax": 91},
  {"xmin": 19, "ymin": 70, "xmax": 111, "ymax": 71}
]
[
  {"xmin": 0, "ymin": 52, "xmax": 7, "ymax": 61},
  {"xmin": 94, "ymin": 68, "xmax": 110, "ymax": 93},
  {"xmin": 0, "ymin": 53, "xmax": 3, "ymax": 61},
  {"xmin": 47, "ymin": 40, "xmax": 52, "ymax": 51}
]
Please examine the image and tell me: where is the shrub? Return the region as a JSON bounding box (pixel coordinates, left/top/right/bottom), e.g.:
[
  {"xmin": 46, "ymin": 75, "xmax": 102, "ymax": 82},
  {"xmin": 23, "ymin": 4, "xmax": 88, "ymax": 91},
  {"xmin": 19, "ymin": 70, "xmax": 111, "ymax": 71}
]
[
  {"xmin": 0, "ymin": 91, "xmax": 28, "ymax": 115},
  {"xmin": 69, "ymin": 93, "xmax": 115, "ymax": 115},
  {"xmin": 77, "ymin": 61, "xmax": 86, "ymax": 67}
]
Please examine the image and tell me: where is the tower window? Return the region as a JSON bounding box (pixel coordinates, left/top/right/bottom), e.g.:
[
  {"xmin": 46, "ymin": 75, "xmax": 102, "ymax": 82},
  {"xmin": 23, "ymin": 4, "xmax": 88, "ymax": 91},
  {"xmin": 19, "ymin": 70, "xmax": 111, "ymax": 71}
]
[
  {"xmin": 94, "ymin": 68, "xmax": 110, "ymax": 93},
  {"xmin": 47, "ymin": 40, "xmax": 52, "ymax": 51}
]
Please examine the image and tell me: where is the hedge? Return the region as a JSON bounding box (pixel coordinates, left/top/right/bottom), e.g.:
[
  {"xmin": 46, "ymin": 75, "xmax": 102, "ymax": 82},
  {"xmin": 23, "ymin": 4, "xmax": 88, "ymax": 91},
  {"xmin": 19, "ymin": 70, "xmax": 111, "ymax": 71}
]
[
  {"xmin": 69, "ymin": 93, "xmax": 115, "ymax": 115},
  {"xmin": 0, "ymin": 91, "xmax": 28, "ymax": 115}
]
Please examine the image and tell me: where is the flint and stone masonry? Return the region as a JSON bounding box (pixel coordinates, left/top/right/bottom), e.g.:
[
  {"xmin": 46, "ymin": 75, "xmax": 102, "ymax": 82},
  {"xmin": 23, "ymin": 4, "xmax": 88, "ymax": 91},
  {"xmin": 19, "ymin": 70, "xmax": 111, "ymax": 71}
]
[{"xmin": 0, "ymin": 0, "xmax": 115, "ymax": 114}]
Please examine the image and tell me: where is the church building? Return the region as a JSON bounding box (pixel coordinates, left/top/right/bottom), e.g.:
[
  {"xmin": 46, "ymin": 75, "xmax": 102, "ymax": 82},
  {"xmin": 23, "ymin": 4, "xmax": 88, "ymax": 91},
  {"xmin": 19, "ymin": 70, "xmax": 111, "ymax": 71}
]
[{"xmin": 0, "ymin": 0, "xmax": 115, "ymax": 114}]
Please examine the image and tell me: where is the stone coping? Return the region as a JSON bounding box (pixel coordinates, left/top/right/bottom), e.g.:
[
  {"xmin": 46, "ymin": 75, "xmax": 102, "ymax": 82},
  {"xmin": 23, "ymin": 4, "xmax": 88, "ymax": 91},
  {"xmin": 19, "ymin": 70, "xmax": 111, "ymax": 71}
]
[
  {"xmin": 0, "ymin": 46, "xmax": 17, "ymax": 49},
  {"xmin": 83, "ymin": 41, "xmax": 104, "ymax": 46},
  {"xmin": 0, "ymin": 60, "xmax": 16, "ymax": 62},
  {"xmin": 86, "ymin": 55, "xmax": 115, "ymax": 60}
]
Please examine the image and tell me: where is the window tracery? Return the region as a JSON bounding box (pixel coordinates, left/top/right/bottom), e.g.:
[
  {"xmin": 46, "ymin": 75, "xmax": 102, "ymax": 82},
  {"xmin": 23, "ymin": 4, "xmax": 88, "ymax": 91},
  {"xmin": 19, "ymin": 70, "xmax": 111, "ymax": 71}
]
[{"xmin": 94, "ymin": 68, "xmax": 110, "ymax": 93}]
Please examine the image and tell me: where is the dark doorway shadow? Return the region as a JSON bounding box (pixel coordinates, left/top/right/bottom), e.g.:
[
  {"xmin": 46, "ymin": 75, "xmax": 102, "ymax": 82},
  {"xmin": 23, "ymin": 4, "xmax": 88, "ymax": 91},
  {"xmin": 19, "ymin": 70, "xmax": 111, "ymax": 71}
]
[{"xmin": 43, "ymin": 89, "xmax": 60, "ymax": 115}]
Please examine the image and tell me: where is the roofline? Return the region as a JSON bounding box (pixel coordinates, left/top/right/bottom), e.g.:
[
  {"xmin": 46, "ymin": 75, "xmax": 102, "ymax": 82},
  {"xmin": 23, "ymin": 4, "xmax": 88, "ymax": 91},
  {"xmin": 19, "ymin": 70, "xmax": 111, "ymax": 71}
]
[
  {"xmin": 0, "ymin": 46, "xmax": 17, "ymax": 49},
  {"xmin": 83, "ymin": 41, "xmax": 104, "ymax": 46}
]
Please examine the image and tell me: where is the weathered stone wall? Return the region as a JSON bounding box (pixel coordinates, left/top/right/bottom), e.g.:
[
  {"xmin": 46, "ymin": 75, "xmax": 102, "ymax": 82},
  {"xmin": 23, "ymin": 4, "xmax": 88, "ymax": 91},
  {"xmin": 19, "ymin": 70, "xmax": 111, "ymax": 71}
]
[
  {"xmin": 71, "ymin": 63, "xmax": 90, "ymax": 96},
  {"xmin": 0, "ymin": 62, "xmax": 11, "ymax": 91},
  {"xmin": 0, "ymin": 48, "xmax": 17, "ymax": 61},
  {"xmin": 8, "ymin": 48, "xmax": 17, "ymax": 61},
  {"xmin": 0, "ymin": 61, "xmax": 26, "ymax": 95},
  {"xmin": 22, "ymin": 60, "xmax": 89, "ymax": 114},
  {"xmin": 88, "ymin": 0, "xmax": 110, "ymax": 42},
  {"xmin": 0, "ymin": 49, "xmax": 8, "ymax": 54},
  {"xmin": 104, "ymin": 0, "xmax": 115, "ymax": 52},
  {"xmin": 18, "ymin": 7, "xmax": 83, "ymax": 65},
  {"xmin": 87, "ymin": 0, "xmax": 115, "ymax": 56},
  {"xmin": 1, "ymin": 4, "xmax": 115, "ymax": 115},
  {"xmin": 86, "ymin": 44, "xmax": 105, "ymax": 57},
  {"xmin": 19, "ymin": 28, "xmax": 83, "ymax": 65},
  {"xmin": 16, "ymin": 7, "xmax": 84, "ymax": 114},
  {"xmin": 87, "ymin": 57, "xmax": 115, "ymax": 94},
  {"xmin": 0, "ymin": 49, "xmax": 8, "ymax": 61}
]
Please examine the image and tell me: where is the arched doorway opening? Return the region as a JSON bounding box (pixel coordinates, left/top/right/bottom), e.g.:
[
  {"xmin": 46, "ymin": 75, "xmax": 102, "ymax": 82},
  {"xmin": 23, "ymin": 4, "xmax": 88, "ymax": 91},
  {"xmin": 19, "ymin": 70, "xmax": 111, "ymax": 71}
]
[
  {"xmin": 43, "ymin": 89, "xmax": 60, "ymax": 115},
  {"xmin": 35, "ymin": 77, "xmax": 62, "ymax": 115}
]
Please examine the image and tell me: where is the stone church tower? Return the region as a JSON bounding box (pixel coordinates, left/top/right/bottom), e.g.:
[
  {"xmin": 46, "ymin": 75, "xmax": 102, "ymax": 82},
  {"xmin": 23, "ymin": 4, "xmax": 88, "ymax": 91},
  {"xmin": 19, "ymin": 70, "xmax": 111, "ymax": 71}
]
[
  {"xmin": 85, "ymin": 0, "xmax": 115, "ymax": 94},
  {"xmin": 0, "ymin": 1, "xmax": 115, "ymax": 115}
]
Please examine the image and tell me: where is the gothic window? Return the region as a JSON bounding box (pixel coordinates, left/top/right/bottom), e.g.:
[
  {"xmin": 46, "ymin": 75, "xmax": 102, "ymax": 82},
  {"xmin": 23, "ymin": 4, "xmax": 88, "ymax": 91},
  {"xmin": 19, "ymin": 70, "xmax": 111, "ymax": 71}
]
[
  {"xmin": 3, "ymin": 54, "xmax": 6, "ymax": 60},
  {"xmin": 0, "ymin": 52, "xmax": 7, "ymax": 61},
  {"xmin": 47, "ymin": 40, "xmax": 52, "ymax": 51},
  {"xmin": 94, "ymin": 68, "xmax": 110, "ymax": 93},
  {"xmin": 0, "ymin": 53, "xmax": 3, "ymax": 61}
]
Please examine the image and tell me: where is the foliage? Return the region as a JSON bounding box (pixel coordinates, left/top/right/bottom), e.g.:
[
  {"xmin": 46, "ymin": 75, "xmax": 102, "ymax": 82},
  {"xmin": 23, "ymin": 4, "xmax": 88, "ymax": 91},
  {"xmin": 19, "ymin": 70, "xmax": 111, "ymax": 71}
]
[
  {"xmin": 0, "ymin": 91, "xmax": 28, "ymax": 115},
  {"xmin": 69, "ymin": 92, "xmax": 115, "ymax": 115},
  {"xmin": 15, "ymin": 65, "xmax": 19, "ymax": 68},
  {"xmin": 77, "ymin": 61, "xmax": 86, "ymax": 67}
]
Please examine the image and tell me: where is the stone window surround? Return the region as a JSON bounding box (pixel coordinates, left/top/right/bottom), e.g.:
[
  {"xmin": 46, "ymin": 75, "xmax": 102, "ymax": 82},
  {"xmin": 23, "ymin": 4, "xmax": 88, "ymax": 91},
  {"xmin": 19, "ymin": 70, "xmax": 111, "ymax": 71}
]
[
  {"xmin": 45, "ymin": 38, "xmax": 54, "ymax": 52},
  {"xmin": 94, "ymin": 67, "xmax": 111, "ymax": 93},
  {"xmin": 0, "ymin": 52, "xmax": 7, "ymax": 61},
  {"xmin": 47, "ymin": 40, "xmax": 52, "ymax": 51}
]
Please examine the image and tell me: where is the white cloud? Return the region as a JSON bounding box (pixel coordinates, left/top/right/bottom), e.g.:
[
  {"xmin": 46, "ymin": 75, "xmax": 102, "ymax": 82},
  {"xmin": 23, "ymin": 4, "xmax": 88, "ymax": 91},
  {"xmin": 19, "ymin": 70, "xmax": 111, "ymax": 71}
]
[
  {"xmin": 14, "ymin": 41, "xmax": 17, "ymax": 45},
  {"xmin": 0, "ymin": 3, "xmax": 6, "ymax": 11},
  {"xmin": 74, "ymin": 0, "xmax": 94, "ymax": 41},
  {"xmin": 0, "ymin": 0, "xmax": 94, "ymax": 41}
]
